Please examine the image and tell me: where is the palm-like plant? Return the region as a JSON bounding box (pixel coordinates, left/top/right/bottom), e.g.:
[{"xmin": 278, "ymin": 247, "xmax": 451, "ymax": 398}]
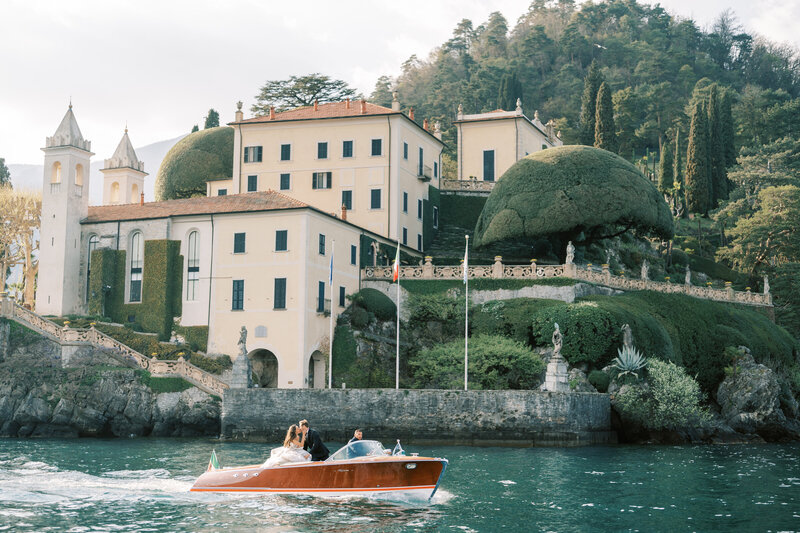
[{"xmin": 613, "ymin": 346, "xmax": 647, "ymax": 378}]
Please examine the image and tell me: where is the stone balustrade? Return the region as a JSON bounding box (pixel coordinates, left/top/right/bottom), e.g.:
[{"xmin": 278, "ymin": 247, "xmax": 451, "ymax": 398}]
[
  {"xmin": 0, "ymin": 296, "xmax": 228, "ymax": 396},
  {"xmin": 440, "ymin": 178, "xmax": 495, "ymax": 193},
  {"xmin": 362, "ymin": 256, "xmax": 773, "ymax": 308}
]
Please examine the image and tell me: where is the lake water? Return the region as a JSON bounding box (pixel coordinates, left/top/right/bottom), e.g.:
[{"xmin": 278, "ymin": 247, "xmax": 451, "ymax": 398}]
[{"xmin": 0, "ymin": 438, "xmax": 798, "ymax": 532}]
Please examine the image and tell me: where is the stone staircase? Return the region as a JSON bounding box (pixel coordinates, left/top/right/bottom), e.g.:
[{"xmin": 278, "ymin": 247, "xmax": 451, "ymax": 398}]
[{"xmin": 0, "ymin": 295, "xmax": 229, "ymax": 396}]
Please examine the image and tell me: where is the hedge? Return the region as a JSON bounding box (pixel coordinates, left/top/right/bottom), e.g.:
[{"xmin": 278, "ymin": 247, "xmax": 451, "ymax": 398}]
[
  {"xmin": 471, "ymin": 298, "xmax": 566, "ymax": 345},
  {"xmin": 352, "ymin": 288, "xmax": 396, "ymax": 321},
  {"xmin": 401, "ymin": 277, "xmax": 575, "ymax": 296},
  {"xmin": 439, "ymin": 193, "xmax": 487, "ymax": 230},
  {"xmin": 331, "ymin": 325, "xmax": 358, "ymax": 387},
  {"xmin": 530, "ymin": 302, "xmax": 620, "ymax": 365}
]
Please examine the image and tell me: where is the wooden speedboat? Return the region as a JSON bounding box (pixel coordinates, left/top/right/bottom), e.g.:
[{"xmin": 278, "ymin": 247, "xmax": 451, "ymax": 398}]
[{"xmin": 190, "ymin": 440, "xmax": 448, "ymax": 500}]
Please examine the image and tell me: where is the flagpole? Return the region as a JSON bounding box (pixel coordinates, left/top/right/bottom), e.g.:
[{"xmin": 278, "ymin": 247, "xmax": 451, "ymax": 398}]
[
  {"xmin": 396, "ymin": 260, "xmax": 400, "ymax": 390},
  {"xmin": 328, "ymin": 240, "xmax": 335, "ymax": 389},
  {"xmin": 464, "ymin": 234, "xmax": 469, "ymax": 391}
]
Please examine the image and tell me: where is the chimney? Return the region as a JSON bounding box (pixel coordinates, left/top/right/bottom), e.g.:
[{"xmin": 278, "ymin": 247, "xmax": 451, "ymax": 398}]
[
  {"xmin": 235, "ymin": 101, "xmax": 244, "ymax": 122},
  {"xmin": 345, "ymin": 98, "xmax": 350, "ymax": 109},
  {"xmin": 391, "ymin": 91, "xmax": 400, "ymax": 111},
  {"xmin": 423, "ymin": 118, "xmax": 429, "ymax": 131},
  {"xmin": 314, "ymin": 99, "xmax": 319, "ymax": 111},
  {"xmin": 341, "ymin": 204, "xmax": 347, "ymax": 221},
  {"xmin": 360, "ymin": 99, "xmax": 367, "ymax": 114},
  {"xmin": 140, "ymin": 192, "xmax": 144, "ymax": 206},
  {"xmin": 269, "ymin": 106, "xmax": 276, "ymax": 120},
  {"xmin": 409, "ymin": 107, "xmax": 415, "ymax": 121}
]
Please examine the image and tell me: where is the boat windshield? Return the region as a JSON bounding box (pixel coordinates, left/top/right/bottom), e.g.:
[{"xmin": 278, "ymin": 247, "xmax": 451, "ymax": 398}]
[{"xmin": 328, "ymin": 440, "xmax": 386, "ymax": 461}]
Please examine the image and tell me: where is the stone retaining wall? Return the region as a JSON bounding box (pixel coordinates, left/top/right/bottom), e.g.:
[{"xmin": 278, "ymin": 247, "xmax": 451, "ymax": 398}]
[{"xmin": 222, "ymin": 389, "xmax": 614, "ymax": 447}]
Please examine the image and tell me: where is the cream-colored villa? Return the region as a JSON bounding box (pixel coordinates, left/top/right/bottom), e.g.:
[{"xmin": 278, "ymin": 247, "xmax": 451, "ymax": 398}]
[{"xmin": 35, "ymin": 96, "xmax": 557, "ymax": 388}]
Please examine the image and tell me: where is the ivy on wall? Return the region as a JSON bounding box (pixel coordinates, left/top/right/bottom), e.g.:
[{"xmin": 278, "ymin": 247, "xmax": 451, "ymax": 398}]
[{"xmin": 422, "ymin": 184, "xmax": 440, "ymax": 250}]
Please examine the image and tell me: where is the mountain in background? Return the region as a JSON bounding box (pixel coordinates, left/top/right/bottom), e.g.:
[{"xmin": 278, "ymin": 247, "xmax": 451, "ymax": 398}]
[{"xmin": 8, "ymin": 135, "xmax": 186, "ymax": 204}]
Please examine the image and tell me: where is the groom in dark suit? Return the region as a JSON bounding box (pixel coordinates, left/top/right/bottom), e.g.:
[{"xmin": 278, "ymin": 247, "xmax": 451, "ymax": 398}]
[{"xmin": 299, "ymin": 419, "xmax": 330, "ymax": 461}]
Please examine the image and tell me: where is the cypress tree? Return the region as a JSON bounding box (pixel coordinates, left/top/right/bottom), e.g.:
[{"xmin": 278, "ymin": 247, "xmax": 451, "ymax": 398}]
[
  {"xmin": 686, "ymin": 101, "xmax": 710, "ymax": 214},
  {"xmin": 658, "ymin": 141, "xmax": 674, "ymax": 195},
  {"xmin": 708, "ymin": 85, "xmax": 727, "ymax": 204},
  {"xmin": 720, "ymin": 90, "xmax": 736, "ymax": 166},
  {"xmin": 594, "ymin": 82, "xmax": 617, "ymax": 152},
  {"xmin": 579, "ymin": 60, "xmax": 603, "ymax": 145},
  {"xmin": 497, "ymin": 72, "xmax": 522, "ymax": 111},
  {"xmin": 674, "ymin": 129, "xmax": 684, "ymax": 212}
]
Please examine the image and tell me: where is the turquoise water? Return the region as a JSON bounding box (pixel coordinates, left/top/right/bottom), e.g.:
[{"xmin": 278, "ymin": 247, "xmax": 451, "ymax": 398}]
[{"xmin": 0, "ymin": 439, "xmax": 798, "ymax": 532}]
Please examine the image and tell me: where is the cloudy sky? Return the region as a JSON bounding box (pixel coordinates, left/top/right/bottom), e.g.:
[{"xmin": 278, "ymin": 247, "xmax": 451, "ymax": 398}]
[{"xmin": 2, "ymin": 0, "xmax": 798, "ymax": 165}]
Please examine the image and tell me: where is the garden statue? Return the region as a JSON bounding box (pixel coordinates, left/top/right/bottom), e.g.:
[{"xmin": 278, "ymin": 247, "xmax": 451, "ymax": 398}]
[
  {"xmin": 552, "ymin": 323, "xmax": 563, "ymax": 358},
  {"xmin": 621, "ymin": 324, "xmax": 634, "ymax": 351},
  {"xmin": 685, "ymin": 265, "xmax": 691, "ymax": 285},
  {"xmin": 641, "ymin": 259, "xmax": 649, "ymax": 280},
  {"xmin": 764, "ymin": 275, "xmax": 770, "ymax": 295},
  {"xmin": 238, "ymin": 326, "xmax": 248, "ymax": 357},
  {"xmin": 543, "ymin": 322, "xmax": 569, "ymax": 392},
  {"xmin": 606, "ymin": 249, "xmax": 612, "ymax": 265},
  {"xmin": 565, "ymin": 241, "xmax": 575, "ymax": 265}
]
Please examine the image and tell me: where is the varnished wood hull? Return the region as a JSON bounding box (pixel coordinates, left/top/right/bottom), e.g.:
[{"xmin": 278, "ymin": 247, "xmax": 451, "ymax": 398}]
[{"xmin": 190, "ymin": 456, "xmax": 448, "ymax": 499}]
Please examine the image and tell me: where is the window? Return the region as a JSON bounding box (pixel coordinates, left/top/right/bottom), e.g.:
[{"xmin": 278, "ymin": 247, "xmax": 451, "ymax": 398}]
[
  {"xmin": 129, "ymin": 232, "xmax": 143, "ymax": 303},
  {"xmin": 275, "ymin": 230, "xmax": 288, "ymax": 251},
  {"xmin": 370, "ymin": 189, "xmax": 381, "ymax": 209},
  {"xmin": 417, "ymin": 234, "xmax": 422, "ymax": 251},
  {"xmin": 418, "ymin": 147, "xmax": 424, "ymax": 176},
  {"xmin": 402, "ymin": 227, "xmax": 408, "ymax": 245},
  {"xmin": 341, "ymin": 190, "xmax": 352, "ymax": 210},
  {"xmin": 434, "ymin": 161, "xmax": 439, "ymax": 178},
  {"xmin": 280, "ymin": 144, "xmax": 291, "ymax": 161},
  {"xmin": 339, "ymin": 286, "xmax": 346, "ymax": 307},
  {"xmin": 87, "ymin": 235, "xmax": 98, "ymax": 302},
  {"xmin": 417, "ymin": 198, "xmax": 423, "ymax": 219},
  {"xmin": 483, "ymin": 150, "xmax": 495, "ymax": 181},
  {"xmin": 317, "ymin": 281, "xmax": 326, "ymax": 313},
  {"xmin": 232, "ymin": 280, "xmax": 244, "ymax": 310},
  {"xmin": 350, "ymin": 245, "xmax": 357, "ymax": 265},
  {"xmin": 402, "ymin": 191, "xmax": 408, "ymax": 213},
  {"xmin": 312, "ymin": 172, "xmax": 332, "ymax": 189},
  {"xmin": 342, "ymin": 140, "xmax": 353, "ymax": 158},
  {"xmin": 247, "ymin": 175, "xmax": 258, "ymax": 192},
  {"xmin": 244, "ymin": 146, "xmax": 263, "ymax": 163},
  {"xmin": 319, "ymin": 234, "xmax": 326, "ymax": 255},
  {"xmin": 542, "ymin": 144, "xmax": 548, "ymax": 150},
  {"xmin": 433, "ymin": 206, "xmax": 439, "ymax": 229},
  {"xmin": 317, "ymin": 142, "xmax": 328, "ymax": 159},
  {"xmin": 187, "ymin": 231, "xmax": 200, "ymax": 301},
  {"xmin": 111, "ymin": 182, "xmax": 120, "ymax": 203},
  {"xmin": 234, "ymin": 232, "xmax": 246, "ymax": 254},
  {"xmin": 274, "ymin": 278, "xmax": 286, "ymax": 309},
  {"xmin": 403, "ymin": 142, "xmax": 408, "ymax": 160},
  {"xmin": 371, "ymin": 138, "xmax": 382, "ymax": 156},
  {"xmin": 280, "ymin": 173, "xmax": 290, "ymax": 190},
  {"xmin": 218, "ymin": 189, "xmax": 227, "ymax": 196}
]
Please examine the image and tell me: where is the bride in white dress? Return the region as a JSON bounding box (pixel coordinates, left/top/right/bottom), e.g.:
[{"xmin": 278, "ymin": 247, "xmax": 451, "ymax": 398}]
[{"xmin": 263, "ymin": 425, "xmax": 312, "ymax": 467}]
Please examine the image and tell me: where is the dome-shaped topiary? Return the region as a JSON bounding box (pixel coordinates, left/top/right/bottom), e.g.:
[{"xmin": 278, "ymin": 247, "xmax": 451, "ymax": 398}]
[
  {"xmin": 155, "ymin": 127, "xmax": 234, "ymax": 200},
  {"xmin": 474, "ymin": 146, "xmax": 673, "ymax": 248}
]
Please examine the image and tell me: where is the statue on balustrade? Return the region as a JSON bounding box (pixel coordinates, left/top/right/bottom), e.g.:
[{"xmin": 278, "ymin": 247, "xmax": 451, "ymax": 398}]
[
  {"xmin": 640, "ymin": 259, "xmax": 649, "ymax": 280},
  {"xmin": 565, "ymin": 241, "xmax": 575, "ymax": 265},
  {"xmin": 685, "ymin": 265, "xmax": 692, "ymax": 285},
  {"xmin": 764, "ymin": 275, "xmax": 770, "ymax": 295},
  {"xmin": 238, "ymin": 326, "xmax": 248, "ymax": 357}
]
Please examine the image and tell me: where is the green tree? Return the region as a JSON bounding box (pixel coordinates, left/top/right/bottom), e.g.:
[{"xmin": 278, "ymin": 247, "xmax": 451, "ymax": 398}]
[
  {"xmin": 720, "ymin": 90, "xmax": 736, "ymax": 166},
  {"xmin": 251, "ymin": 73, "xmax": 358, "ymax": 114},
  {"xmin": 707, "ymin": 85, "xmax": 728, "ymax": 204},
  {"xmin": 579, "ymin": 60, "xmax": 603, "ymax": 145},
  {"xmin": 673, "ymin": 129, "xmax": 685, "ymax": 213},
  {"xmin": 658, "ymin": 141, "xmax": 673, "ymax": 194},
  {"xmin": 203, "ymin": 109, "xmax": 219, "ymax": 129},
  {"xmin": 190, "ymin": 125, "xmax": 199, "ymax": 133},
  {"xmin": 685, "ymin": 101, "xmax": 710, "ymax": 214},
  {"xmin": 497, "ymin": 72, "xmax": 522, "ymax": 110},
  {"xmin": 0, "ymin": 158, "xmax": 10, "ymax": 187},
  {"xmin": 370, "ymin": 75, "xmax": 394, "ymax": 107},
  {"xmin": 594, "ymin": 81, "xmax": 617, "ymax": 152}
]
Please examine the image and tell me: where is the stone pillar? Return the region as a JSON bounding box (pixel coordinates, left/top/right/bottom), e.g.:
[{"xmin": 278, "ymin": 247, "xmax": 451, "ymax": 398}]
[
  {"xmin": 602, "ymin": 263, "xmax": 611, "ymax": 284},
  {"xmin": 230, "ymin": 353, "xmax": 252, "ymax": 389},
  {"xmin": 423, "ymin": 256, "xmax": 434, "ymax": 279},
  {"xmin": 0, "ymin": 292, "xmax": 10, "ymax": 317},
  {"xmin": 493, "ymin": 256, "xmax": 503, "ymax": 279},
  {"xmin": 544, "ymin": 354, "xmax": 570, "ymax": 392},
  {"xmin": 725, "ymin": 281, "xmax": 734, "ymax": 300},
  {"xmin": 530, "ymin": 259, "xmax": 537, "ymax": 278}
]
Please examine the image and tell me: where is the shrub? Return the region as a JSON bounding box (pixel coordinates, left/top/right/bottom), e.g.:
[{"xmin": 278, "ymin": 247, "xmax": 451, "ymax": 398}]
[
  {"xmin": 350, "ymin": 306, "xmax": 369, "ymax": 329},
  {"xmin": 135, "ymin": 370, "xmax": 193, "ymax": 393},
  {"xmin": 189, "ymin": 353, "xmax": 232, "ymax": 375},
  {"xmin": 331, "ymin": 325, "xmax": 358, "ymax": 385},
  {"xmin": 407, "ymin": 293, "xmax": 463, "ymax": 324},
  {"xmin": 614, "ymin": 359, "xmax": 708, "ymax": 430},
  {"xmin": 530, "ymin": 302, "xmax": 620, "ymax": 365},
  {"xmin": 588, "ymin": 370, "xmax": 610, "ymax": 393},
  {"xmin": 352, "ymin": 288, "xmax": 396, "ymax": 321},
  {"xmin": 173, "ymin": 324, "xmax": 209, "ymax": 352},
  {"xmin": 471, "ymin": 298, "xmax": 566, "ymax": 345},
  {"xmin": 410, "ymin": 334, "xmax": 545, "ymax": 390}
]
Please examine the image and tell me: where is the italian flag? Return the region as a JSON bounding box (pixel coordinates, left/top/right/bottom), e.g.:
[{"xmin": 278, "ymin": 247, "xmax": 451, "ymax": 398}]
[
  {"xmin": 207, "ymin": 449, "xmax": 220, "ymax": 472},
  {"xmin": 392, "ymin": 246, "xmax": 400, "ymax": 282}
]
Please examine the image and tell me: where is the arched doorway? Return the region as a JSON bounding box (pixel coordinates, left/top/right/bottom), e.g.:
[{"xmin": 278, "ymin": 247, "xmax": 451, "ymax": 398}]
[
  {"xmin": 308, "ymin": 351, "xmax": 326, "ymax": 389},
  {"xmin": 249, "ymin": 349, "xmax": 278, "ymax": 388}
]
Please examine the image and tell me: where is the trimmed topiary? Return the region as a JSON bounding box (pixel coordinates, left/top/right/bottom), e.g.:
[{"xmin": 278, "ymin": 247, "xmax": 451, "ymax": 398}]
[
  {"xmin": 155, "ymin": 127, "xmax": 234, "ymax": 200},
  {"xmin": 474, "ymin": 146, "xmax": 674, "ymax": 250},
  {"xmin": 352, "ymin": 288, "xmax": 396, "ymax": 321},
  {"xmin": 530, "ymin": 302, "xmax": 620, "ymax": 365}
]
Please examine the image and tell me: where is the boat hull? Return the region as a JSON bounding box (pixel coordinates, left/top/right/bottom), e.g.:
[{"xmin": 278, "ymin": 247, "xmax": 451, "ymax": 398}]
[{"xmin": 190, "ymin": 456, "xmax": 447, "ymax": 499}]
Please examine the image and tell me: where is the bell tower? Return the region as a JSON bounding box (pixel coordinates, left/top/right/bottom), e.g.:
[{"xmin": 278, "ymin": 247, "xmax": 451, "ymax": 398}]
[
  {"xmin": 36, "ymin": 103, "xmax": 93, "ymax": 316},
  {"xmin": 101, "ymin": 128, "xmax": 146, "ymax": 205}
]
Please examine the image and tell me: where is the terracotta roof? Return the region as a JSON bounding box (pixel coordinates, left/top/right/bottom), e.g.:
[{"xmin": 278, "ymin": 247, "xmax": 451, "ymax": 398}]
[
  {"xmin": 233, "ymin": 100, "xmax": 396, "ymax": 124},
  {"xmin": 83, "ymin": 190, "xmax": 309, "ymax": 223}
]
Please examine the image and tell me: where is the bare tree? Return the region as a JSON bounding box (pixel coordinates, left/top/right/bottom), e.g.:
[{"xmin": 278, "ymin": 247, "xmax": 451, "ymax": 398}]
[{"xmin": 0, "ymin": 187, "xmax": 41, "ymax": 304}]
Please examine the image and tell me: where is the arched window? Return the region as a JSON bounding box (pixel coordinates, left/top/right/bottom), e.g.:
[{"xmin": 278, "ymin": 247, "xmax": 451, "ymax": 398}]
[
  {"xmin": 110, "ymin": 182, "xmax": 120, "ymax": 203},
  {"xmin": 129, "ymin": 232, "xmax": 143, "ymax": 302},
  {"xmin": 186, "ymin": 231, "xmax": 200, "ymax": 301},
  {"xmin": 75, "ymin": 164, "xmax": 84, "ymax": 186},
  {"xmin": 86, "ymin": 234, "xmax": 99, "ymax": 302},
  {"xmin": 51, "ymin": 162, "xmax": 62, "ymax": 183},
  {"xmin": 131, "ymin": 183, "xmax": 139, "ymax": 203}
]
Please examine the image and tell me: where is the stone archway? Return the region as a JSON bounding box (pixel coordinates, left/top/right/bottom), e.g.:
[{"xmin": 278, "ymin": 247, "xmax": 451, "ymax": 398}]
[
  {"xmin": 249, "ymin": 349, "xmax": 278, "ymax": 388},
  {"xmin": 308, "ymin": 350, "xmax": 326, "ymax": 389}
]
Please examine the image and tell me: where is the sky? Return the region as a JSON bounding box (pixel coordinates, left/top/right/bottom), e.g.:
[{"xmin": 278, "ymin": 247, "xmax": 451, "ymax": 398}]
[{"xmin": 2, "ymin": 0, "xmax": 798, "ymax": 165}]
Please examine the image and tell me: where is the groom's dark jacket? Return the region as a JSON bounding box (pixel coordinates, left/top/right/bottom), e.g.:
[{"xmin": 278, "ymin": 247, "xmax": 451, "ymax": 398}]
[{"xmin": 303, "ymin": 428, "xmax": 330, "ymax": 461}]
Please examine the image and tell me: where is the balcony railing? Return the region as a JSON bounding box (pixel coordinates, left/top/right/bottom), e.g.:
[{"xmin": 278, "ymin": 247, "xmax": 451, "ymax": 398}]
[
  {"xmin": 419, "ymin": 165, "xmax": 432, "ymax": 181},
  {"xmin": 440, "ymin": 178, "xmax": 495, "ymax": 192},
  {"xmin": 50, "ymin": 183, "xmax": 61, "ymax": 194},
  {"xmin": 317, "ymin": 298, "xmax": 331, "ymax": 315}
]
